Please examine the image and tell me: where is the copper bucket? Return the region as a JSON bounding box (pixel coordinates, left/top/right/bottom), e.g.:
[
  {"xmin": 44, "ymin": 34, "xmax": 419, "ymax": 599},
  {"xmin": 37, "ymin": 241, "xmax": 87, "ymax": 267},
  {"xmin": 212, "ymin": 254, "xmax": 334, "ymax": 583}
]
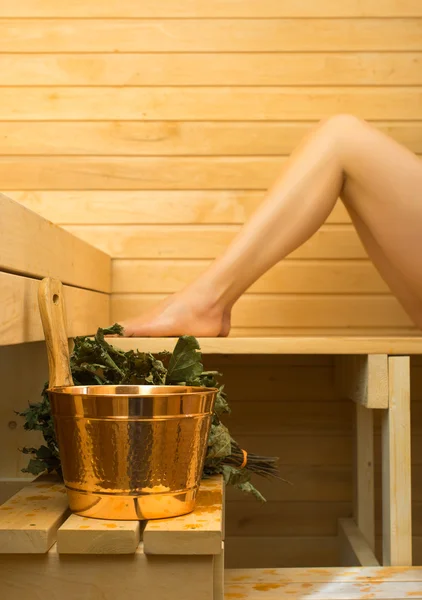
[{"xmin": 39, "ymin": 279, "xmax": 217, "ymax": 520}]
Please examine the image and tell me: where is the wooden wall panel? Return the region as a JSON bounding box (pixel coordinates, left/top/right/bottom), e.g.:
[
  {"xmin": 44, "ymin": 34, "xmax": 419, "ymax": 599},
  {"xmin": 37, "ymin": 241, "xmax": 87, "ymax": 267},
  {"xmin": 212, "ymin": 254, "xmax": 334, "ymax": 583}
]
[
  {"xmin": 2, "ymin": 19, "xmax": 422, "ymax": 52},
  {"xmin": 3, "ymin": 123, "xmax": 422, "ymax": 156},
  {"xmin": 0, "ymin": 87, "xmax": 421, "ymax": 120},
  {"xmin": 3, "ymin": 1, "xmax": 422, "ymax": 18},
  {"xmin": 0, "ymin": 271, "xmax": 110, "ymax": 346},
  {"xmin": 4, "ymin": 53, "xmax": 422, "ymax": 86},
  {"xmin": 3, "ymin": 0, "xmax": 422, "ymax": 569},
  {"xmin": 200, "ymin": 356, "xmax": 422, "ymax": 567}
]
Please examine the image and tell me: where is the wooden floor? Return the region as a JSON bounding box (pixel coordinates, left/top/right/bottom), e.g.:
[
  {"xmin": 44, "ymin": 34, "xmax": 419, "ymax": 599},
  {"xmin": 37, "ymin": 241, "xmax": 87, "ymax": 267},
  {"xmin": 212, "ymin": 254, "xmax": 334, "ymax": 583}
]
[{"xmin": 225, "ymin": 567, "xmax": 422, "ymax": 599}]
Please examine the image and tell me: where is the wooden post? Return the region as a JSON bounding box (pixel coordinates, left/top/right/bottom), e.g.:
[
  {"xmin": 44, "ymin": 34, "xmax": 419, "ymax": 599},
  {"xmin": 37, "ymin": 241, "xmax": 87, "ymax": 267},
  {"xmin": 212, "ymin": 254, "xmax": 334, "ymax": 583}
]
[
  {"xmin": 354, "ymin": 403, "xmax": 375, "ymax": 552},
  {"xmin": 382, "ymin": 356, "xmax": 412, "ymax": 566}
]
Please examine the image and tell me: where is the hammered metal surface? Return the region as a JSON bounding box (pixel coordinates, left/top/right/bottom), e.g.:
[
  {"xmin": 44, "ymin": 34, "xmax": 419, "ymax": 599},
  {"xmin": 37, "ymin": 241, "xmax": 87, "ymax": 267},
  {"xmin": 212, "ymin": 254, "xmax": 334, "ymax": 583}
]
[{"xmin": 48, "ymin": 385, "xmax": 216, "ymax": 520}]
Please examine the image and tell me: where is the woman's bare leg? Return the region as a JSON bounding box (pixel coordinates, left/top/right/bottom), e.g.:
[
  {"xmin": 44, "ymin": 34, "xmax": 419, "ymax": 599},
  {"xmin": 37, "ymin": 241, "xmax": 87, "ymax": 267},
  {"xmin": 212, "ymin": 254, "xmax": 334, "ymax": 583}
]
[{"xmin": 122, "ymin": 115, "xmax": 422, "ymax": 337}]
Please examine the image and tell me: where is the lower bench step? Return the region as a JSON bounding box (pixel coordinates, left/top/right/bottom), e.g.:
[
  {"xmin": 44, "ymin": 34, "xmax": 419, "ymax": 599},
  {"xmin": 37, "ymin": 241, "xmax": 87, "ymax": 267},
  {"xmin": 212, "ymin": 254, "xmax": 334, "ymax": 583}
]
[{"xmin": 225, "ymin": 567, "xmax": 422, "ymax": 599}]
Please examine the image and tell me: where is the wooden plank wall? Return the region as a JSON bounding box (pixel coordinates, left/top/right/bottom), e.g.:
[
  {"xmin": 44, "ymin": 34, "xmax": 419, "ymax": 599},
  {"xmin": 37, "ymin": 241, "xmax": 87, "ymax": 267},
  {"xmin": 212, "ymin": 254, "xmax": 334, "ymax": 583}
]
[
  {"xmin": 2, "ymin": 1, "xmax": 422, "ymax": 335},
  {"xmin": 204, "ymin": 354, "xmax": 422, "ymax": 568},
  {"xmin": 1, "ymin": 0, "xmax": 422, "ymax": 569}
]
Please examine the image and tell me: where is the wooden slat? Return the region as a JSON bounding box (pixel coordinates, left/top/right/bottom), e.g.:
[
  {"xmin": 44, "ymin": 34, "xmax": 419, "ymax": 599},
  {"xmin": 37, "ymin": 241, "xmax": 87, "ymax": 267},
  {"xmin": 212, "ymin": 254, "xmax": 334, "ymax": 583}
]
[
  {"xmin": 143, "ymin": 476, "xmax": 223, "ymax": 555},
  {"xmin": 0, "ymin": 194, "xmax": 110, "ymax": 293},
  {"xmin": 226, "ymin": 580, "xmax": 422, "ymax": 598},
  {"xmin": 225, "ymin": 566, "xmax": 422, "ymax": 584},
  {"xmin": 4, "ymin": 121, "xmax": 422, "ymax": 156},
  {"xmin": 4, "ymin": 53, "xmax": 422, "ymax": 86},
  {"xmin": 66, "ymin": 225, "xmax": 364, "ymax": 257},
  {"xmin": 57, "ymin": 514, "xmax": 141, "ymax": 554},
  {"xmin": 225, "ymin": 536, "xmax": 338, "ymax": 568},
  {"xmin": 112, "ymin": 294, "xmax": 412, "ymax": 329},
  {"xmin": 3, "ymin": 0, "xmax": 422, "ymax": 18},
  {"xmin": 354, "ymin": 404, "xmax": 376, "ymax": 552},
  {"xmin": 0, "ymin": 157, "xmax": 286, "ymax": 190},
  {"xmin": 210, "ymin": 366, "xmax": 337, "ymax": 403},
  {"xmin": 0, "ymin": 271, "xmax": 110, "ymax": 345},
  {"xmin": 110, "ymin": 336, "xmax": 422, "ymax": 355},
  {"xmin": 112, "ymin": 259, "xmax": 389, "ymax": 294},
  {"xmin": 0, "ymin": 545, "xmax": 215, "ymax": 600},
  {"xmin": 382, "ymin": 356, "xmax": 412, "ymax": 566},
  {"xmin": 1, "ymin": 19, "xmax": 422, "ymax": 52},
  {"xmin": 213, "ymin": 543, "xmax": 224, "ymax": 600},
  {"xmin": 223, "ymin": 400, "xmax": 353, "ymax": 437},
  {"xmin": 9, "ymin": 192, "xmax": 351, "ymax": 224},
  {"xmin": 338, "ymin": 518, "xmax": 379, "ymax": 566},
  {"xmin": 0, "ymin": 87, "xmax": 421, "ymax": 120},
  {"xmin": 0, "ymin": 480, "xmax": 68, "ymax": 553},
  {"xmin": 225, "ymin": 501, "xmax": 351, "ymax": 537},
  {"xmin": 229, "ymin": 327, "xmax": 420, "ymax": 336},
  {"xmin": 336, "ymin": 355, "xmax": 389, "ymax": 408}
]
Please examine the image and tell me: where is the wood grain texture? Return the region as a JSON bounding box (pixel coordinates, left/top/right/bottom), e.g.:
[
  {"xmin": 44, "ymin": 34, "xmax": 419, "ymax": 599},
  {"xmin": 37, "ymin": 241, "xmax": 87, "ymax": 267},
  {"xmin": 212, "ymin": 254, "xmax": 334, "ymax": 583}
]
[
  {"xmin": 111, "ymin": 259, "xmax": 389, "ymax": 294},
  {"xmin": 9, "ymin": 192, "xmax": 351, "ymax": 224},
  {"xmin": 0, "ymin": 342, "xmax": 47, "ymax": 479},
  {"xmin": 226, "ymin": 566, "xmax": 422, "ymax": 582},
  {"xmin": 354, "ymin": 404, "xmax": 376, "ymax": 552},
  {"xmin": 57, "ymin": 514, "xmax": 141, "ymax": 554},
  {"xmin": 66, "ymin": 225, "xmax": 365, "ymax": 257},
  {"xmin": 213, "ymin": 543, "xmax": 224, "ymax": 600},
  {"xmin": 383, "ymin": 356, "xmax": 412, "ymax": 566},
  {"xmin": 3, "ymin": 0, "xmax": 422, "ymax": 18},
  {"xmin": 143, "ymin": 476, "xmax": 223, "ymax": 555},
  {"xmin": 4, "ymin": 122, "xmax": 422, "ymax": 156},
  {"xmin": 0, "ymin": 545, "xmax": 214, "ymax": 600},
  {"xmin": 336, "ymin": 355, "xmax": 389, "ymax": 408},
  {"xmin": 37, "ymin": 278, "xmax": 74, "ymax": 387},
  {"xmin": 0, "ymin": 479, "xmax": 68, "ymax": 553},
  {"xmin": 0, "ymin": 87, "xmax": 421, "ymax": 120},
  {"xmin": 226, "ymin": 566, "xmax": 422, "ymax": 598},
  {"xmin": 0, "ymin": 271, "xmax": 110, "ymax": 346},
  {"xmin": 0, "ymin": 157, "xmax": 286, "ymax": 190},
  {"xmin": 0, "ymin": 193, "xmax": 110, "ymax": 293},
  {"xmin": 110, "ymin": 336, "xmax": 422, "ymax": 355},
  {"xmin": 4, "ymin": 53, "xmax": 422, "ymax": 86},
  {"xmin": 338, "ymin": 518, "xmax": 379, "ymax": 566},
  {"xmin": 1, "ymin": 19, "xmax": 422, "ymax": 52},
  {"xmin": 112, "ymin": 294, "xmax": 412, "ymax": 329}
]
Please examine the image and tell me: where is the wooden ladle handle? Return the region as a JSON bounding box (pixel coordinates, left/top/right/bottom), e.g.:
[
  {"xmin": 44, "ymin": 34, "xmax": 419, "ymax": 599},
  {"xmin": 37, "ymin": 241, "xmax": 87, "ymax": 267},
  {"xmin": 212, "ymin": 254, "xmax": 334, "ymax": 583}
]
[{"xmin": 38, "ymin": 278, "xmax": 74, "ymax": 388}]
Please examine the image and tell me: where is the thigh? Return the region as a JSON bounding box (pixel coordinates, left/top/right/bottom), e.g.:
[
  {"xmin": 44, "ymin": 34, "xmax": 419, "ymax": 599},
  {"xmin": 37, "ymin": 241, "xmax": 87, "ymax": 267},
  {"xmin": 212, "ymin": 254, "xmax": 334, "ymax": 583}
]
[{"xmin": 339, "ymin": 120, "xmax": 422, "ymax": 309}]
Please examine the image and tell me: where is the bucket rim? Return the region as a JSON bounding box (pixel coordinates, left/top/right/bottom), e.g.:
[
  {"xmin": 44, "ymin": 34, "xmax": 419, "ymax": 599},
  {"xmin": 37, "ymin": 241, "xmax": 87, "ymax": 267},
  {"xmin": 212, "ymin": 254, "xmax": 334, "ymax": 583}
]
[{"xmin": 47, "ymin": 384, "xmax": 218, "ymax": 397}]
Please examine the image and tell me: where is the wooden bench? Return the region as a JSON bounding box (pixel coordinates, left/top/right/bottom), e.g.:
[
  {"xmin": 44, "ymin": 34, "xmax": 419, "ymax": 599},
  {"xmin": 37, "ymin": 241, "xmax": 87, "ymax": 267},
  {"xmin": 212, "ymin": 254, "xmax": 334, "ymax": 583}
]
[
  {"xmin": 0, "ymin": 475, "xmax": 224, "ymax": 600},
  {"xmin": 114, "ymin": 337, "xmax": 421, "ymax": 569}
]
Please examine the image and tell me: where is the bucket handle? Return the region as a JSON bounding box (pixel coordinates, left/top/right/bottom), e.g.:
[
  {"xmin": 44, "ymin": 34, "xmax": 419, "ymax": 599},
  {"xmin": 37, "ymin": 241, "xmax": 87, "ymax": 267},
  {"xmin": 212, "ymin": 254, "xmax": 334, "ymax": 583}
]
[{"xmin": 38, "ymin": 278, "xmax": 74, "ymax": 388}]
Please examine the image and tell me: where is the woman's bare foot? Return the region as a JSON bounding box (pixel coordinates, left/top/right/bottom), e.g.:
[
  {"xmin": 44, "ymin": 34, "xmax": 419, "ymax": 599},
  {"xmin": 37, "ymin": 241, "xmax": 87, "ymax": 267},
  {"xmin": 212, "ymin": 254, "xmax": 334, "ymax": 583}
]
[{"xmin": 119, "ymin": 291, "xmax": 231, "ymax": 338}]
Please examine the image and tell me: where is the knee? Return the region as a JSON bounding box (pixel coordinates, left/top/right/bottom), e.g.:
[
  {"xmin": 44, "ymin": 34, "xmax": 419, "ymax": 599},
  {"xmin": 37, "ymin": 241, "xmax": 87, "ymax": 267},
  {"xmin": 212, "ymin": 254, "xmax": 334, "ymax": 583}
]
[
  {"xmin": 317, "ymin": 114, "xmax": 369, "ymax": 162},
  {"xmin": 319, "ymin": 114, "xmax": 365, "ymax": 137}
]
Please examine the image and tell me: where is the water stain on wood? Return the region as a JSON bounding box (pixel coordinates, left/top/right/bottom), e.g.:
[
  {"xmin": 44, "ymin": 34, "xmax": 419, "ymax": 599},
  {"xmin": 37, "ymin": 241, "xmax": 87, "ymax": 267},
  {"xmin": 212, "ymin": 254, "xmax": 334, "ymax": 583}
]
[
  {"xmin": 26, "ymin": 495, "xmax": 52, "ymax": 501},
  {"xmin": 253, "ymin": 583, "xmax": 282, "ymax": 591}
]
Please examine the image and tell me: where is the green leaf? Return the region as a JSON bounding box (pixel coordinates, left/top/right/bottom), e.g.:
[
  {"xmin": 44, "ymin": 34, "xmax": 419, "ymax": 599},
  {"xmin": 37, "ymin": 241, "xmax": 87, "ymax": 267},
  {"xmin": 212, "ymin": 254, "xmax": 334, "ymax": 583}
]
[
  {"xmin": 35, "ymin": 445, "xmax": 55, "ymax": 460},
  {"xmin": 166, "ymin": 336, "xmax": 204, "ymax": 383},
  {"xmin": 22, "ymin": 458, "xmax": 49, "ymax": 476},
  {"xmin": 19, "ymin": 327, "xmax": 279, "ymax": 501},
  {"xmin": 207, "ymin": 422, "xmax": 232, "ymax": 459}
]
